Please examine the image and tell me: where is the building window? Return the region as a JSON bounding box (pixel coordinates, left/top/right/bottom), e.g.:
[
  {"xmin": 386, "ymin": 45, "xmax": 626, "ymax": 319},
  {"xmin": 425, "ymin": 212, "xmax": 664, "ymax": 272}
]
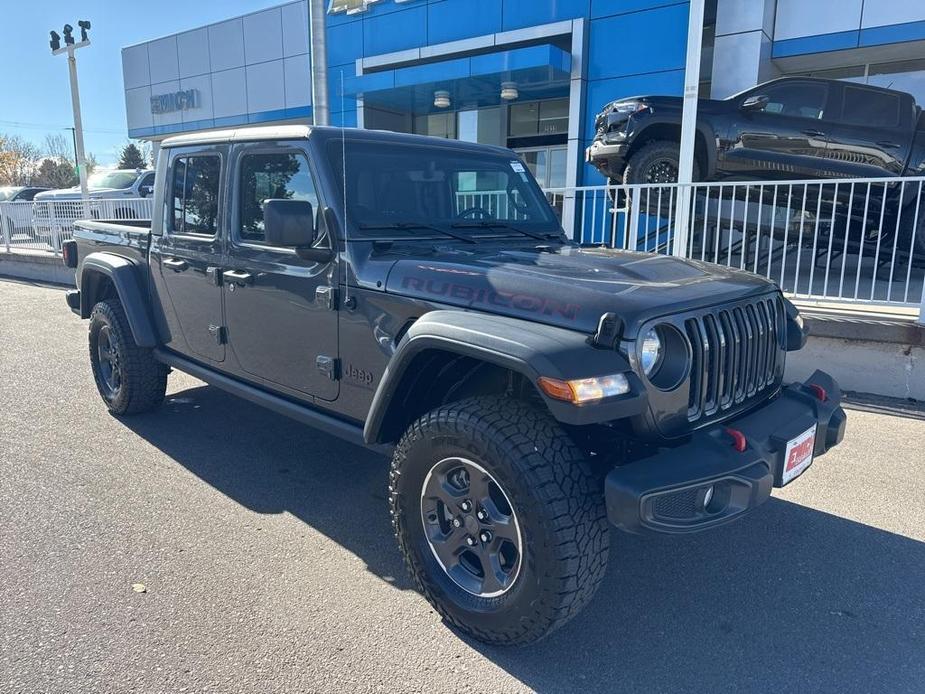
[
  {"xmin": 508, "ymin": 98, "xmax": 569, "ymax": 138},
  {"xmin": 413, "ymin": 112, "xmax": 456, "ymax": 139}
]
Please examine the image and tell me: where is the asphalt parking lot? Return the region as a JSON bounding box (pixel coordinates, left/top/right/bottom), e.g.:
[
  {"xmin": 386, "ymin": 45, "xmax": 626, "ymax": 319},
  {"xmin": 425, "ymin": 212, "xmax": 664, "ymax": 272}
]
[{"xmin": 1, "ymin": 278, "xmax": 923, "ymax": 693}]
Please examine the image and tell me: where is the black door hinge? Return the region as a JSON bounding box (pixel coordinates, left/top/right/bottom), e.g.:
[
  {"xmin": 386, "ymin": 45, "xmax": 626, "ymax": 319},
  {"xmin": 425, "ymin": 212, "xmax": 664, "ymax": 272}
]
[
  {"xmin": 315, "ymin": 285, "xmax": 338, "ymax": 311},
  {"xmin": 208, "ymin": 324, "xmax": 227, "ymax": 345},
  {"xmin": 207, "ymin": 266, "xmax": 223, "ymax": 286},
  {"xmin": 316, "ymin": 355, "xmax": 340, "ymax": 380}
]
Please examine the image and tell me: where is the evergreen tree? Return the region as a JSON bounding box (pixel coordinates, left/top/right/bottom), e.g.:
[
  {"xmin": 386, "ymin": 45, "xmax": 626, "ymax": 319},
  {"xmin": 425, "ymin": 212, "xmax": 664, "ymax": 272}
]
[{"xmin": 118, "ymin": 143, "xmax": 146, "ymax": 170}]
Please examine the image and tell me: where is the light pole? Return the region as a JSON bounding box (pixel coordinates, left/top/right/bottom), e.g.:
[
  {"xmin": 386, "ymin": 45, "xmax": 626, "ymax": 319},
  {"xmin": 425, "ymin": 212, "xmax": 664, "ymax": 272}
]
[
  {"xmin": 308, "ymin": 0, "xmax": 330, "ymax": 126},
  {"xmin": 50, "ymin": 21, "xmax": 91, "ymax": 207},
  {"xmin": 672, "ymin": 0, "xmax": 705, "ymax": 258}
]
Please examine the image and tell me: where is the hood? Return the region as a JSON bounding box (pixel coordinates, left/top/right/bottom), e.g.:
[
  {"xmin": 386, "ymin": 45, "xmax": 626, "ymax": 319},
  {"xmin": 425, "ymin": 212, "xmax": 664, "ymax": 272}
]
[
  {"xmin": 384, "ymin": 244, "xmax": 777, "ymax": 338},
  {"xmin": 34, "ymin": 187, "xmax": 123, "ymax": 200}
]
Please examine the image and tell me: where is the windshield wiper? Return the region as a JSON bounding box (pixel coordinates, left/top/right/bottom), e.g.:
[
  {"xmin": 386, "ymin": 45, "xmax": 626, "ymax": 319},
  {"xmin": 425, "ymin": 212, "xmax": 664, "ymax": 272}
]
[
  {"xmin": 450, "ymin": 221, "xmax": 558, "ymax": 241},
  {"xmin": 358, "ymin": 222, "xmax": 477, "ymax": 244}
]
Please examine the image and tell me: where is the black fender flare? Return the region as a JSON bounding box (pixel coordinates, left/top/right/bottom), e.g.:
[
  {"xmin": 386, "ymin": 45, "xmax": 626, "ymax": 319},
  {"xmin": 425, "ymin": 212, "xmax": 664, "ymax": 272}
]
[
  {"xmin": 363, "ymin": 310, "xmax": 647, "ymax": 444},
  {"xmin": 79, "ymin": 252, "xmax": 158, "ymax": 347},
  {"xmin": 632, "ymin": 118, "xmax": 718, "ymax": 179}
]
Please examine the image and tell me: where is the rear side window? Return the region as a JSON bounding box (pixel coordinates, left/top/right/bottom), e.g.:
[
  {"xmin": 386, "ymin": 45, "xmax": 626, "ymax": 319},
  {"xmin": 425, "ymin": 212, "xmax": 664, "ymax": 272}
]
[
  {"xmin": 169, "ymin": 155, "xmax": 220, "ymax": 235},
  {"xmin": 759, "ymin": 82, "xmax": 827, "ymax": 119},
  {"xmin": 238, "ymin": 151, "xmax": 319, "ymax": 243},
  {"xmin": 841, "ymin": 86, "xmax": 900, "ymax": 128}
]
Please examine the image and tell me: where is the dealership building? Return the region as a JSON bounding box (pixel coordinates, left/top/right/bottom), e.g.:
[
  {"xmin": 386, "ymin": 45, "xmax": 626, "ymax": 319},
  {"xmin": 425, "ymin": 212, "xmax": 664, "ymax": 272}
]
[{"xmin": 123, "ymin": 0, "xmax": 925, "ymax": 191}]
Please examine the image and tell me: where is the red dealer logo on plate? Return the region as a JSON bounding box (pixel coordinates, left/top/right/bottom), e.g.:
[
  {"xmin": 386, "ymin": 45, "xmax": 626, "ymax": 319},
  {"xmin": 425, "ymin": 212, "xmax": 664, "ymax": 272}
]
[{"xmin": 782, "ymin": 425, "xmax": 817, "ymax": 485}]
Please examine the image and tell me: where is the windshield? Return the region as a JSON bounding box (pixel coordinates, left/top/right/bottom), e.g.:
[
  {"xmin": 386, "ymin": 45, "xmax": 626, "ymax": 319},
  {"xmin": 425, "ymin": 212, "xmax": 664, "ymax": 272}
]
[
  {"xmin": 0, "ymin": 187, "xmax": 22, "ymax": 201},
  {"xmin": 88, "ymin": 170, "xmax": 141, "ymax": 190},
  {"xmin": 326, "ymin": 140, "xmax": 559, "ymax": 238}
]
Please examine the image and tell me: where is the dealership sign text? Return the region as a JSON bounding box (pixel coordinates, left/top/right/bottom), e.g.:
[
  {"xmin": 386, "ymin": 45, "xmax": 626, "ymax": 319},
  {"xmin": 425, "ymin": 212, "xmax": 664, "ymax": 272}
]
[{"xmin": 150, "ymin": 89, "xmax": 200, "ymax": 114}]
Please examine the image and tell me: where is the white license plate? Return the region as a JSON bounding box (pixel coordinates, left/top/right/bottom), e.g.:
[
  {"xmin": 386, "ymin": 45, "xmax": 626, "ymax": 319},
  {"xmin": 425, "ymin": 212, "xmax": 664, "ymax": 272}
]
[{"xmin": 782, "ymin": 425, "xmax": 817, "ymax": 485}]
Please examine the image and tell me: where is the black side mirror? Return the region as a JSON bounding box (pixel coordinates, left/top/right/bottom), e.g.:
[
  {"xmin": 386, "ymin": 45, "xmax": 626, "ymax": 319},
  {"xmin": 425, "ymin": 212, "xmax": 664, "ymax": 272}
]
[
  {"xmin": 139, "ymin": 185, "xmax": 153, "ymax": 198},
  {"xmin": 741, "ymin": 94, "xmax": 770, "ymax": 112},
  {"xmin": 263, "ymin": 199, "xmax": 316, "ymax": 247}
]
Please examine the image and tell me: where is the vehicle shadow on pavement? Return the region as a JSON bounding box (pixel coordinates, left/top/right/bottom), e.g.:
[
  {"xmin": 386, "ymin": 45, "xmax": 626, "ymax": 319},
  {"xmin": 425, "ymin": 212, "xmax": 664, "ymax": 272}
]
[{"xmin": 124, "ymin": 383, "xmax": 925, "ymax": 694}]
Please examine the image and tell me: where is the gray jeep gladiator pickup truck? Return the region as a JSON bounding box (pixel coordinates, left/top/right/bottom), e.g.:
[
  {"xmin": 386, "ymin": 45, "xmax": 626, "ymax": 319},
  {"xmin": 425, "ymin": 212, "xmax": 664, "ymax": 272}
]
[{"xmin": 62, "ymin": 125, "xmax": 846, "ymax": 645}]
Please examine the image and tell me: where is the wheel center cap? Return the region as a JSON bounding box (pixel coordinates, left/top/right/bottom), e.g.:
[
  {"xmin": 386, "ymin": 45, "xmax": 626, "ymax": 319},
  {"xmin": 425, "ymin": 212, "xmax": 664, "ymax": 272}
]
[{"xmin": 464, "ymin": 515, "xmax": 479, "ymax": 534}]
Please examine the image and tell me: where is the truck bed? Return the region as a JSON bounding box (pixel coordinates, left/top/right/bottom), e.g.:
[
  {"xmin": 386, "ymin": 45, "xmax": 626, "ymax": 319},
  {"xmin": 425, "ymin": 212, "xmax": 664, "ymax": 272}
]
[{"xmin": 72, "ymin": 219, "xmax": 152, "ymax": 268}]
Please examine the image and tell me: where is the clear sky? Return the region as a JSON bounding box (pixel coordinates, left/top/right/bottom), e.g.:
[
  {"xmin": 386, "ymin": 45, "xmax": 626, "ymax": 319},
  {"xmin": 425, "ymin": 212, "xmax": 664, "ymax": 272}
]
[{"xmin": 0, "ymin": 0, "xmax": 284, "ymax": 166}]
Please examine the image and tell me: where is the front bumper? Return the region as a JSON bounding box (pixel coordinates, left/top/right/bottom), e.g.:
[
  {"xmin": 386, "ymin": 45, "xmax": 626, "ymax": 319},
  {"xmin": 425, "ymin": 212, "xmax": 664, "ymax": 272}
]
[
  {"xmin": 605, "ymin": 370, "xmax": 846, "ymax": 535},
  {"xmin": 585, "ymin": 138, "xmax": 628, "ymax": 179}
]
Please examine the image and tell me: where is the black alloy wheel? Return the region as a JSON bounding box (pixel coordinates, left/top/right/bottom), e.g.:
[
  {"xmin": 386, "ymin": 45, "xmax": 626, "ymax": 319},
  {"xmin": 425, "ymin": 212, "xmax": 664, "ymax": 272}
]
[{"xmin": 420, "ymin": 456, "xmax": 522, "ymax": 598}]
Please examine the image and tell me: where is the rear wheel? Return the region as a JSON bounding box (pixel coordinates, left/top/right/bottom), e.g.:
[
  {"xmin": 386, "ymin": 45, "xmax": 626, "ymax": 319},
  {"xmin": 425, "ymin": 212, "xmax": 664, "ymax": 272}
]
[
  {"xmin": 389, "ymin": 396, "xmax": 609, "ymax": 645},
  {"xmin": 89, "ymin": 299, "xmax": 167, "ymax": 415}
]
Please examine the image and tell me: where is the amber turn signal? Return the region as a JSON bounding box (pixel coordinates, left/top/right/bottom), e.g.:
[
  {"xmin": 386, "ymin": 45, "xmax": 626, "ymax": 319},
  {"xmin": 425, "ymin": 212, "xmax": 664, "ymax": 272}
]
[{"xmin": 537, "ymin": 373, "xmax": 630, "ymax": 404}]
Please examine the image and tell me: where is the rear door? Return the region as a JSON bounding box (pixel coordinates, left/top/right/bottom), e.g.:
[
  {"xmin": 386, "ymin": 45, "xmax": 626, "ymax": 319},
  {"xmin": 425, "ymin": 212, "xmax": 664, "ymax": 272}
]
[
  {"xmin": 722, "ymin": 80, "xmax": 834, "ymax": 179},
  {"xmin": 824, "ymin": 85, "xmax": 910, "ymax": 178},
  {"xmin": 149, "ymin": 147, "xmax": 226, "ymax": 363},
  {"xmin": 221, "ymin": 141, "xmax": 339, "ymax": 401}
]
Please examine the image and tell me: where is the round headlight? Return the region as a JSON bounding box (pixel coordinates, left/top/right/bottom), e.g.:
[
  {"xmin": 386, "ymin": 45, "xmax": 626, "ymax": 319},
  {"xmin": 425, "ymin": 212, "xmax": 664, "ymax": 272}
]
[{"xmin": 639, "ymin": 328, "xmax": 663, "ymax": 376}]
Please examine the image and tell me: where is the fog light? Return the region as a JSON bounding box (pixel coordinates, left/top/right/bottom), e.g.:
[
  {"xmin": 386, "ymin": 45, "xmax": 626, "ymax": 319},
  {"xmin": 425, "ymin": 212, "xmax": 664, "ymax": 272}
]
[{"xmin": 702, "ymin": 485, "xmax": 714, "ymax": 510}]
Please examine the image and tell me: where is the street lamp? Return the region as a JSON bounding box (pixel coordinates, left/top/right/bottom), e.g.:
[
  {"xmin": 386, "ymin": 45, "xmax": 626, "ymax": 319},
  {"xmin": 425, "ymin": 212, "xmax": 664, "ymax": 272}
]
[{"xmin": 49, "ymin": 20, "xmax": 91, "ymax": 206}]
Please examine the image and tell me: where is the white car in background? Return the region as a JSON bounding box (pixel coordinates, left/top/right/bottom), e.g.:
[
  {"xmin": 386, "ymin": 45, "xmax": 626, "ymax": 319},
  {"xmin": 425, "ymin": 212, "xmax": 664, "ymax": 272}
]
[{"xmin": 33, "ymin": 169, "xmax": 156, "ymax": 221}]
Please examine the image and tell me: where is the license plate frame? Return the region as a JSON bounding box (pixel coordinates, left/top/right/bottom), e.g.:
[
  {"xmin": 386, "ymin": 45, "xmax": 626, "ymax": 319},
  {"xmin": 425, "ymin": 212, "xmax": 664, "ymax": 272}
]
[{"xmin": 781, "ymin": 424, "xmax": 817, "ymax": 485}]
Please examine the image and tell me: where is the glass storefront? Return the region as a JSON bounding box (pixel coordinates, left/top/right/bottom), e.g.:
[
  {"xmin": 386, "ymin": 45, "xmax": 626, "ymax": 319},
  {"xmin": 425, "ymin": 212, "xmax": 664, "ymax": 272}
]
[{"xmin": 792, "ymin": 59, "xmax": 925, "ymax": 108}]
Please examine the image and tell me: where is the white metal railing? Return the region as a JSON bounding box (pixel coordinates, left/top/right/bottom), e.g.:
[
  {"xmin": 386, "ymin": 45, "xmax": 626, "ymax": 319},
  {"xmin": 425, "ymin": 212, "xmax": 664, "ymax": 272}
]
[
  {"xmin": 547, "ymin": 176, "xmax": 925, "ymax": 317},
  {"xmin": 1, "ymin": 197, "xmax": 152, "ymax": 253}
]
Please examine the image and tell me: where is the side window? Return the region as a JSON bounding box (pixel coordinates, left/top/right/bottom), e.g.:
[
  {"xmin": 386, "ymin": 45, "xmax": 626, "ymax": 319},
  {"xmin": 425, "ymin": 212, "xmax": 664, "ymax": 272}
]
[
  {"xmin": 759, "ymin": 83, "xmax": 827, "ymax": 119},
  {"xmin": 140, "ymin": 173, "xmax": 155, "ymax": 189},
  {"xmin": 238, "ymin": 151, "xmax": 319, "ymax": 243},
  {"xmin": 169, "ymin": 155, "xmax": 220, "ymax": 235},
  {"xmin": 841, "ymin": 86, "xmax": 900, "ymax": 128}
]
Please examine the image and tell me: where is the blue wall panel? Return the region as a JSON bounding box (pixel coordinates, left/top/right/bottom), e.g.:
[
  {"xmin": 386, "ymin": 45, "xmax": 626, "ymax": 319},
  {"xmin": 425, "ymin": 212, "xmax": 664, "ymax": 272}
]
[
  {"xmin": 771, "ymin": 30, "xmax": 859, "ymax": 58},
  {"xmin": 499, "ymin": 0, "xmax": 589, "ymax": 32},
  {"xmin": 860, "ymin": 20, "xmax": 925, "ymax": 48},
  {"xmin": 427, "ymin": 0, "xmax": 502, "ymax": 45},
  {"xmin": 327, "ymin": 20, "xmax": 364, "ymax": 67},
  {"xmin": 364, "ymin": 5, "xmax": 428, "ymax": 55},
  {"xmin": 588, "ymin": 3, "xmax": 688, "ymax": 80},
  {"xmin": 591, "ymin": 0, "xmax": 686, "ymax": 19}
]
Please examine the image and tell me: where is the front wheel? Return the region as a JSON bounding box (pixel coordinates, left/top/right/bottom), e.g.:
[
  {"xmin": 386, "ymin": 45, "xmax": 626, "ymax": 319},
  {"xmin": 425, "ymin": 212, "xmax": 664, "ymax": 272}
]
[
  {"xmin": 623, "ymin": 139, "xmax": 701, "ymax": 185},
  {"xmin": 389, "ymin": 396, "xmax": 609, "ymax": 645},
  {"xmin": 89, "ymin": 299, "xmax": 168, "ymax": 415}
]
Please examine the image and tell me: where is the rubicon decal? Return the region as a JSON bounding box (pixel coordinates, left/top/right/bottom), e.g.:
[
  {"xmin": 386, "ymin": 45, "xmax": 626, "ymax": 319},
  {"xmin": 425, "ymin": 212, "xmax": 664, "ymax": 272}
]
[{"xmin": 401, "ymin": 276, "xmax": 580, "ymax": 320}]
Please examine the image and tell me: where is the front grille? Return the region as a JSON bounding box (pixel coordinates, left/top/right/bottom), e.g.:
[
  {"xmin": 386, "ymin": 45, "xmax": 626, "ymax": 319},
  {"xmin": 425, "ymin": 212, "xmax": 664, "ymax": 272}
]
[{"xmin": 684, "ymin": 295, "xmax": 785, "ymax": 423}]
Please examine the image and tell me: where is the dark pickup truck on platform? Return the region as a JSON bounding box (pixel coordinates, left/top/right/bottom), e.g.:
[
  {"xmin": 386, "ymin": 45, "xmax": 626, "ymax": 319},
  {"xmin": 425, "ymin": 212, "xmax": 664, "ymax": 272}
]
[
  {"xmin": 588, "ymin": 77, "xmax": 925, "ymax": 254},
  {"xmin": 62, "ymin": 125, "xmax": 846, "ymax": 645}
]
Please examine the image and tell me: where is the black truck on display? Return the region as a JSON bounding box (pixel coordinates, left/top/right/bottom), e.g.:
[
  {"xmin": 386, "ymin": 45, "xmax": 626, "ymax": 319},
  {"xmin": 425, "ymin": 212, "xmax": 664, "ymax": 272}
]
[
  {"xmin": 62, "ymin": 126, "xmax": 846, "ymax": 645},
  {"xmin": 587, "ymin": 76, "xmax": 925, "ymax": 254}
]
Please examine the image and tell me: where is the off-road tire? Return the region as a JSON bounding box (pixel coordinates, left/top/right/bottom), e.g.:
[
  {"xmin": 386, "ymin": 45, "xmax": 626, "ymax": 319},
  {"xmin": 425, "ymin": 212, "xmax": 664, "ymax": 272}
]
[
  {"xmin": 88, "ymin": 299, "xmax": 167, "ymax": 415},
  {"xmin": 623, "ymin": 139, "xmax": 701, "ymax": 185},
  {"xmin": 389, "ymin": 396, "xmax": 609, "ymax": 645}
]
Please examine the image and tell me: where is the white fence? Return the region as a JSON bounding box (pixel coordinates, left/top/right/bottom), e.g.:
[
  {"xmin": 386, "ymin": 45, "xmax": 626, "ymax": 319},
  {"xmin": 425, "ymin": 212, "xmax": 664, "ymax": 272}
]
[
  {"xmin": 548, "ymin": 176, "xmax": 925, "ymax": 315},
  {"xmin": 3, "ymin": 181, "xmax": 924, "ymax": 317},
  {"xmin": 1, "ymin": 198, "xmax": 153, "ymax": 253}
]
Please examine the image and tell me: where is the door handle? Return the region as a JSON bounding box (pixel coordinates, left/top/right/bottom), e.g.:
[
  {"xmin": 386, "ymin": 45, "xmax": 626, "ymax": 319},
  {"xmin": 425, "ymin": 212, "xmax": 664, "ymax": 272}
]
[
  {"xmin": 876, "ymin": 140, "xmax": 900, "ymax": 149},
  {"xmin": 801, "ymin": 129, "xmax": 825, "ymax": 137},
  {"xmin": 163, "ymin": 257, "xmax": 188, "ymax": 272},
  {"xmin": 223, "ymin": 269, "xmax": 254, "ymax": 286}
]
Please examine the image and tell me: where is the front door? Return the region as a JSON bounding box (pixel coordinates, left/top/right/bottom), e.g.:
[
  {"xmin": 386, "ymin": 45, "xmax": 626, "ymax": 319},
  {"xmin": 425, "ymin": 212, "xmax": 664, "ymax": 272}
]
[
  {"xmin": 221, "ymin": 143, "xmax": 339, "ymax": 401},
  {"xmin": 149, "ymin": 149, "xmax": 225, "ymax": 363},
  {"xmin": 723, "ymin": 80, "xmax": 834, "ymax": 180}
]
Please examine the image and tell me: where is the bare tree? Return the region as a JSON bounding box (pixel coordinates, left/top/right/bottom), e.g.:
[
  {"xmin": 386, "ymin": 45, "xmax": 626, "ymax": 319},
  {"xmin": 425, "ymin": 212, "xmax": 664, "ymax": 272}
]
[{"xmin": 0, "ymin": 134, "xmax": 42, "ymax": 185}]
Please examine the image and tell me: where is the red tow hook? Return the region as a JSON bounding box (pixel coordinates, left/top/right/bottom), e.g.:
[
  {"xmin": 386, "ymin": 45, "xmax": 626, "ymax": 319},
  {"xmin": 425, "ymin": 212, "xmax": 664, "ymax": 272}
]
[
  {"xmin": 725, "ymin": 427, "xmax": 747, "ymax": 452},
  {"xmin": 808, "ymin": 383, "xmax": 827, "ymax": 401}
]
